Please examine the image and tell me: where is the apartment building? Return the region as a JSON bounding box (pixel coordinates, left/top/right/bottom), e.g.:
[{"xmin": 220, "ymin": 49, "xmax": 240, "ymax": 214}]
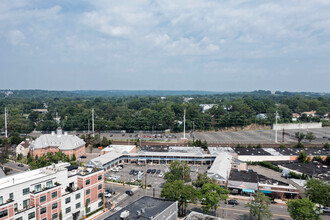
[{"xmin": 0, "ymin": 162, "xmax": 104, "ymax": 220}]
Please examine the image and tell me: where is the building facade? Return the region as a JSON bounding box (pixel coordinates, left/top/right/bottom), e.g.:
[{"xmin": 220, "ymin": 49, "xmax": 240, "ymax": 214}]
[{"xmin": 0, "ymin": 162, "xmax": 104, "ymax": 220}]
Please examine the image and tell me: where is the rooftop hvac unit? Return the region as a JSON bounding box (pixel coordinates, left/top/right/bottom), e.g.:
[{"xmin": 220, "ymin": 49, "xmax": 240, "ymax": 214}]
[{"xmin": 120, "ymin": 210, "xmax": 130, "ymax": 220}]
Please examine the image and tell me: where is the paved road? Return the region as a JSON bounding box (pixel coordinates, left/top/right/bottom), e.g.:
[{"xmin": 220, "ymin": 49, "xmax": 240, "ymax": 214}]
[
  {"xmin": 97, "ymin": 183, "xmax": 295, "ymax": 220},
  {"xmin": 0, "ymin": 160, "xmax": 29, "ymax": 175}
]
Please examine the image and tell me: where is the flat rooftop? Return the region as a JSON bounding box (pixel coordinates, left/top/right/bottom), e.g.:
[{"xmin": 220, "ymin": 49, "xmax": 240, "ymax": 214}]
[
  {"xmin": 274, "ymin": 148, "xmax": 329, "ymax": 156},
  {"xmin": 234, "ymin": 148, "xmax": 271, "ymax": 155},
  {"xmin": 275, "ymin": 161, "xmax": 329, "ymax": 177},
  {"xmin": 0, "ymin": 162, "xmax": 69, "ymax": 190},
  {"xmin": 229, "ymin": 169, "xmax": 258, "ymax": 183},
  {"xmin": 105, "ymin": 196, "xmax": 176, "ymax": 220}
]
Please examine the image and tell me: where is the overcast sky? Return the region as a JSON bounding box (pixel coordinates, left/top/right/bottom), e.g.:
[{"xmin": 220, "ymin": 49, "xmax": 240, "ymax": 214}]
[{"xmin": 1, "ymin": 0, "xmax": 330, "ymax": 92}]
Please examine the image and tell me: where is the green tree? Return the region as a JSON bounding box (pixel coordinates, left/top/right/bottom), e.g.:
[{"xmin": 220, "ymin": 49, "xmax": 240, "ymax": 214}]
[
  {"xmin": 71, "ymin": 154, "xmax": 76, "ymax": 161},
  {"xmin": 305, "ymin": 132, "xmax": 316, "ymax": 142},
  {"xmin": 0, "ymin": 143, "xmax": 12, "ymax": 164},
  {"xmin": 295, "ymin": 132, "xmax": 305, "ymax": 144},
  {"xmin": 101, "ymin": 136, "xmax": 109, "ymax": 147},
  {"xmin": 160, "ymin": 180, "xmax": 198, "ymax": 216},
  {"xmin": 246, "ymin": 191, "xmax": 272, "ymax": 220},
  {"xmin": 287, "ymin": 198, "xmax": 317, "ymax": 220},
  {"xmin": 164, "ymin": 161, "xmax": 191, "ymax": 183},
  {"xmin": 27, "ymin": 152, "xmax": 33, "ymax": 163},
  {"xmin": 324, "ymin": 143, "xmax": 330, "ymax": 149},
  {"xmin": 305, "ymin": 178, "xmax": 330, "ymax": 206},
  {"xmin": 85, "ymin": 199, "xmax": 89, "ymax": 215},
  {"xmin": 298, "ymin": 151, "xmax": 309, "ymax": 164},
  {"xmin": 199, "ymin": 183, "xmax": 229, "ymax": 213},
  {"xmin": 192, "ymin": 173, "xmax": 216, "ymax": 188}
]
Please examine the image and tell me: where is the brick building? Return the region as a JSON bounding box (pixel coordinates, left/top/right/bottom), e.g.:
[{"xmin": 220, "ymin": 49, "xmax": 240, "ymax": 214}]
[
  {"xmin": 30, "ymin": 128, "xmax": 85, "ymax": 158},
  {"xmin": 0, "ymin": 162, "xmax": 104, "ymax": 220}
]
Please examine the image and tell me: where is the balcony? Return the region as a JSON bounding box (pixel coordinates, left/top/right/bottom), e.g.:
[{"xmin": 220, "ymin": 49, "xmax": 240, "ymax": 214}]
[
  {"xmin": 0, "ymin": 198, "xmax": 14, "ymax": 208},
  {"xmin": 31, "ymin": 183, "xmax": 61, "ymax": 194},
  {"xmin": 15, "ymin": 205, "xmax": 35, "ymax": 215}
]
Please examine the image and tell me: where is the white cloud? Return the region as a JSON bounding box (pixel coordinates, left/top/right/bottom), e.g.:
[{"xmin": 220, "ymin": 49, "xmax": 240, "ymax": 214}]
[{"xmin": 7, "ymin": 29, "xmax": 25, "ymax": 46}]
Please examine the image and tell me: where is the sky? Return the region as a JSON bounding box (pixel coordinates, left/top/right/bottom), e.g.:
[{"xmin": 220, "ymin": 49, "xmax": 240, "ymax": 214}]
[{"xmin": 0, "ymin": 0, "xmax": 330, "ymax": 92}]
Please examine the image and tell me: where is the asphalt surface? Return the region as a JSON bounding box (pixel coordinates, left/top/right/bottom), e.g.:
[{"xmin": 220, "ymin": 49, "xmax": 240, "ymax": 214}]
[{"xmin": 97, "ymin": 183, "xmax": 298, "ymax": 220}]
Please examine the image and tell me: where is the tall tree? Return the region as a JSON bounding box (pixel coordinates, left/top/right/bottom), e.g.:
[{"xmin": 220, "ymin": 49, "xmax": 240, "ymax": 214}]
[
  {"xmin": 193, "ymin": 173, "xmax": 216, "ymax": 188},
  {"xmin": 164, "ymin": 161, "xmax": 191, "ymax": 183},
  {"xmin": 199, "ymin": 183, "xmax": 229, "ymax": 214},
  {"xmin": 305, "ymin": 178, "xmax": 330, "ymax": 206},
  {"xmin": 295, "ymin": 132, "xmax": 305, "ymax": 144},
  {"xmin": 305, "ymin": 132, "xmax": 316, "ymax": 142},
  {"xmin": 246, "ymin": 191, "xmax": 272, "ymax": 220},
  {"xmin": 160, "ymin": 180, "xmax": 198, "ymax": 216},
  {"xmin": 287, "ymin": 198, "xmax": 318, "ymax": 220}
]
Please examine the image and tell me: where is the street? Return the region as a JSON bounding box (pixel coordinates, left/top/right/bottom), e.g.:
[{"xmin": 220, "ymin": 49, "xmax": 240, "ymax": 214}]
[{"xmin": 96, "ymin": 183, "xmax": 297, "ymax": 220}]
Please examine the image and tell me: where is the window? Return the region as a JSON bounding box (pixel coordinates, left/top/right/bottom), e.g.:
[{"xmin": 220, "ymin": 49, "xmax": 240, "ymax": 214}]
[
  {"xmin": 85, "ymin": 179, "xmax": 90, "ymax": 185},
  {"xmin": 87, "ymin": 207, "xmax": 91, "ymax": 213},
  {"xmin": 40, "ymin": 207, "xmax": 46, "ymax": 215},
  {"xmin": 9, "ymin": 193, "xmax": 13, "ymax": 200},
  {"xmin": 0, "ymin": 210, "xmax": 8, "ymax": 218},
  {"xmin": 98, "ymin": 201, "xmax": 103, "ymax": 207},
  {"xmin": 28, "ymin": 211, "xmax": 35, "ymax": 219},
  {"xmin": 23, "ymin": 188, "xmax": 30, "ymax": 195},
  {"xmin": 76, "ymin": 202, "xmax": 81, "ymax": 209},
  {"xmin": 86, "ymin": 189, "xmax": 90, "ymax": 195},
  {"xmin": 52, "ymin": 203, "xmax": 58, "ymax": 210},
  {"xmin": 34, "ymin": 184, "xmax": 41, "ymax": 192},
  {"xmin": 51, "ymin": 191, "xmax": 57, "ymax": 199},
  {"xmin": 0, "ymin": 196, "xmax": 3, "ymax": 205},
  {"xmin": 65, "ymin": 207, "xmax": 71, "ymax": 214},
  {"xmin": 65, "ymin": 197, "xmax": 71, "ymax": 204},
  {"xmin": 98, "ymin": 193, "xmax": 103, "ymax": 198},
  {"xmin": 40, "ymin": 195, "xmax": 46, "ymax": 203},
  {"xmin": 75, "ymin": 193, "xmax": 80, "ymax": 200},
  {"xmin": 15, "ymin": 217, "xmax": 23, "ymax": 220},
  {"xmin": 98, "ymin": 175, "xmax": 102, "ymax": 180},
  {"xmin": 41, "ymin": 218, "xmax": 47, "ymax": 220},
  {"xmin": 14, "ymin": 203, "xmax": 18, "ymax": 212},
  {"xmin": 52, "ymin": 213, "xmax": 58, "ymax": 220},
  {"xmin": 46, "ymin": 181, "xmax": 53, "ymax": 188},
  {"xmin": 23, "ymin": 199, "xmax": 30, "ymax": 209},
  {"xmin": 98, "ymin": 184, "xmax": 102, "ymax": 190}
]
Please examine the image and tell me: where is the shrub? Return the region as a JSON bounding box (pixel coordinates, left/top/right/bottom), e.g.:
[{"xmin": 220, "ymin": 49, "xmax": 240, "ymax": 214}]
[
  {"xmin": 294, "ymin": 143, "xmax": 304, "ymax": 148},
  {"xmin": 324, "ymin": 143, "xmax": 330, "ymax": 149}
]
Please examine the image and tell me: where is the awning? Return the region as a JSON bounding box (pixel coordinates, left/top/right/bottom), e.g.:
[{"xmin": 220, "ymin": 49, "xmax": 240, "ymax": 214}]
[
  {"xmin": 242, "ymin": 189, "xmax": 255, "ymax": 193},
  {"xmin": 261, "ymin": 190, "xmax": 272, "ymax": 194}
]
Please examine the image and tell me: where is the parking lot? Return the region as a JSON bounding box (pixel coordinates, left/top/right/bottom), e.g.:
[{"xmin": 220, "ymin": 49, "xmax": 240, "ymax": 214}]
[{"xmin": 104, "ymin": 163, "xmax": 209, "ymax": 189}]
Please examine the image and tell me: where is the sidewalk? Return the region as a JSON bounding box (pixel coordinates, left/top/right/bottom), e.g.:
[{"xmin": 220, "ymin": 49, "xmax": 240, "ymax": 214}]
[{"xmin": 228, "ymin": 195, "xmax": 287, "ymax": 206}]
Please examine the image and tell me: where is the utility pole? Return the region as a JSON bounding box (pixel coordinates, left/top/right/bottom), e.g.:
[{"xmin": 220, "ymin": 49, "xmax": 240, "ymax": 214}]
[
  {"xmin": 183, "ymin": 109, "xmax": 186, "ymax": 139},
  {"xmin": 192, "ymin": 121, "xmax": 195, "ymax": 143},
  {"xmin": 275, "ymin": 111, "xmax": 278, "ymax": 143},
  {"xmin": 92, "ymin": 109, "xmax": 94, "ymax": 137},
  {"xmin": 4, "ymin": 107, "xmax": 8, "ymax": 138},
  {"xmin": 88, "ymin": 119, "xmax": 90, "ymax": 134}
]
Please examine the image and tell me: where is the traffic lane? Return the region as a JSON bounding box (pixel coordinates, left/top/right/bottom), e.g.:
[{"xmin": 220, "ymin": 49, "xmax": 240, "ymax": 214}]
[{"xmin": 187, "ymin": 203, "xmax": 292, "ymax": 220}]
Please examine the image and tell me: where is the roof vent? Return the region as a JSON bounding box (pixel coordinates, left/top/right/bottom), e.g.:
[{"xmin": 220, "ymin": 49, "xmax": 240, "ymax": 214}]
[
  {"xmin": 56, "ymin": 127, "xmax": 62, "ymax": 136},
  {"xmin": 141, "ymin": 208, "xmax": 145, "ymax": 214}
]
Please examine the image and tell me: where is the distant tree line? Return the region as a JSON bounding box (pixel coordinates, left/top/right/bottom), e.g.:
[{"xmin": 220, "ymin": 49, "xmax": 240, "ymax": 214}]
[{"xmin": 0, "ymin": 90, "xmax": 329, "ymax": 134}]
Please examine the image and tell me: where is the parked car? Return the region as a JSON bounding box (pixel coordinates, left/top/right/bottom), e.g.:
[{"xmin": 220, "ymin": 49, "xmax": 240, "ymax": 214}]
[
  {"xmin": 104, "ymin": 192, "xmax": 112, "ymax": 198},
  {"xmin": 18, "ymin": 163, "xmax": 24, "ymax": 167},
  {"xmin": 321, "ymin": 207, "xmax": 330, "ymax": 213},
  {"xmin": 129, "ymin": 169, "xmax": 135, "ymax": 175},
  {"xmin": 125, "ymin": 190, "xmax": 134, "ymax": 196},
  {"xmin": 147, "ymin": 169, "xmax": 151, "ymax": 174},
  {"xmin": 139, "ymin": 171, "xmax": 144, "ymax": 175},
  {"xmin": 226, "ymin": 200, "xmax": 239, "ymax": 205},
  {"xmin": 158, "ymin": 172, "xmax": 163, "ymax": 177},
  {"xmin": 106, "ymin": 189, "xmax": 116, "ymax": 195},
  {"xmin": 80, "ymin": 155, "xmax": 87, "ymax": 159},
  {"xmin": 133, "ymin": 170, "xmax": 139, "ymax": 176},
  {"xmin": 156, "ymin": 170, "xmax": 161, "ymax": 174},
  {"xmin": 151, "ymin": 169, "xmax": 156, "ymax": 174},
  {"xmin": 112, "ymin": 176, "xmax": 120, "ymax": 181}
]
